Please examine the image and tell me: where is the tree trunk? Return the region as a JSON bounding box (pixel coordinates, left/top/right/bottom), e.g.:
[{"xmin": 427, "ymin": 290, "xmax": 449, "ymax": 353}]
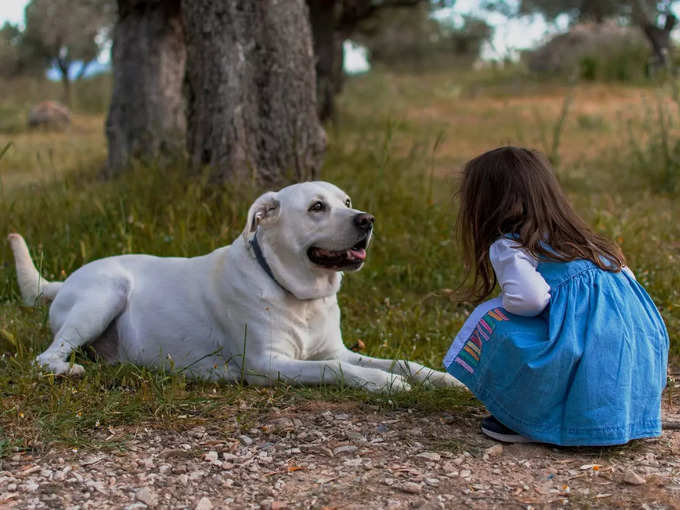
[
  {"xmin": 105, "ymin": 0, "xmax": 186, "ymax": 175},
  {"xmin": 60, "ymin": 71, "xmax": 71, "ymax": 107},
  {"xmin": 308, "ymin": 0, "xmax": 345, "ymax": 122},
  {"xmin": 641, "ymin": 14, "xmax": 676, "ymax": 67},
  {"xmin": 182, "ymin": 0, "xmax": 326, "ymax": 183},
  {"xmin": 56, "ymin": 58, "xmax": 71, "ymax": 107},
  {"xmin": 631, "ymin": 0, "xmax": 676, "ymax": 68}
]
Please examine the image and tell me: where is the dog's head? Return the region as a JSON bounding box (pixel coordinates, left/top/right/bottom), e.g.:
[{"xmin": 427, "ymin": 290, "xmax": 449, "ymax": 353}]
[{"xmin": 242, "ymin": 181, "xmax": 374, "ymax": 300}]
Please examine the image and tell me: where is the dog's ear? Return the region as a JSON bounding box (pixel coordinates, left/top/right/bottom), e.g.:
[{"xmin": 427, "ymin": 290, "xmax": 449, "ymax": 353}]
[{"xmin": 242, "ymin": 191, "xmax": 280, "ymax": 241}]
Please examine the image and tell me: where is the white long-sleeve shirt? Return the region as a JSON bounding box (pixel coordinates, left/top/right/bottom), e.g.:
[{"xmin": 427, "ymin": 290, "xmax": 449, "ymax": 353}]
[
  {"xmin": 444, "ymin": 237, "xmax": 634, "ymax": 367},
  {"xmin": 489, "ymin": 237, "xmax": 635, "ymax": 317},
  {"xmin": 489, "ymin": 238, "xmax": 551, "ymax": 317}
]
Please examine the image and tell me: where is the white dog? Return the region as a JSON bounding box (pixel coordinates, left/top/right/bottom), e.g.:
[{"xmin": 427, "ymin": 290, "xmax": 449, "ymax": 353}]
[{"xmin": 9, "ymin": 181, "xmax": 459, "ymax": 392}]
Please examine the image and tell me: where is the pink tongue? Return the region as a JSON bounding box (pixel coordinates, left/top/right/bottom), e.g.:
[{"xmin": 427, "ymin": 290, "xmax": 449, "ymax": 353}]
[{"xmin": 347, "ymin": 248, "xmax": 366, "ymax": 261}]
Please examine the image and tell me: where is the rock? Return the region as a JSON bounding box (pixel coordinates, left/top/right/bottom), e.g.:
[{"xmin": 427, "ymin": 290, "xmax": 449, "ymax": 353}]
[
  {"xmin": 195, "ymin": 497, "xmax": 213, "ymax": 510},
  {"xmin": 203, "ymin": 451, "xmax": 219, "ymax": 463},
  {"xmin": 399, "ymin": 482, "xmax": 422, "ymax": 494},
  {"xmin": 239, "ymin": 435, "xmax": 254, "ymax": 446},
  {"xmin": 27, "ymin": 101, "xmax": 70, "ymax": 129},
  {"xmin": 24, "ymin": 480, "xmax": 39, "ymax": 492},
  {"xmin": 189, "ymin": 470, "xmax": 206, "ymax": 481},
  {"xmin": 136, "ymin": 487, "xmax": 158, "ymax": 507},
  {"xmin": 622, "ymin": 470, "xmax": 646, "ymax": 486},
  {"xmin": 333, "ymin": 445, "xmax": 358, "ymax": 455},
  {"xmin": 483, "ymin": 445, "xmax": 503, "ymax": 458},
  {"xmin": 416, "ymin": 452, "xmax": 441, "ymax": 462}
]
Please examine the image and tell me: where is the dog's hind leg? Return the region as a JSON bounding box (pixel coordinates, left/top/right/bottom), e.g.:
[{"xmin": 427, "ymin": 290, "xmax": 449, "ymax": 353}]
[{"xmin": 36, "ymin": 285, "xmax": 128, "ymax": 376}]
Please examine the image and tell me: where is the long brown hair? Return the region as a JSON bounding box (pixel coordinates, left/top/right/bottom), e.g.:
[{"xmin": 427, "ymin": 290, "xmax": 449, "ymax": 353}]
[{"xmin": 456, "ymin": 146, "xmax": 625, "ymax": 303}]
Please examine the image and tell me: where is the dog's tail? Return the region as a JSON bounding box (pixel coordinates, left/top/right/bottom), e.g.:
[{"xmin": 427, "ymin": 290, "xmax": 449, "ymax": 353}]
[{"xmin": 7, "ymin": 233, "xmax": 62, "ymax": 306}]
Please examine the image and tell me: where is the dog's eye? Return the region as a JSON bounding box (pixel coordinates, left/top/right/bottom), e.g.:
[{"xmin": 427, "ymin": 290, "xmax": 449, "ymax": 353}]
[
  {"xmin": 309, "ymin": 201, "xmax": 325, "ymax": 212},
  {"xmin": 345, "ymin": 199, "xmax": 351, "ymax": 208}
]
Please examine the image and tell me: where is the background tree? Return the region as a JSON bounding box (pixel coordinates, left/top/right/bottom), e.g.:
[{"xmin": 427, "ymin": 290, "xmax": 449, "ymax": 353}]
[
  {"xmin": 105, "ymin": 0, "xmax": 186, "ymax": 173},
  {"xmin": 23, "ymin": 0, "xmax": 115, "ymax": 105},
  {"xmin": 307, "ymin": 0, "xmax": 426, "ymax": 121},
  {"xmin": 490, "ymin": 0, "xmax": 679, "ymax": 68},
  {"xmin": 181, "ymin": 0, "xmax": 325, "ymax": 183},
  {"xmin": 0, "ymin": 23, "xmax": 25, "ymax": 77},
  {"xmin": 355, "ymin": 4, "xmax": 491, "ymax": 71}
]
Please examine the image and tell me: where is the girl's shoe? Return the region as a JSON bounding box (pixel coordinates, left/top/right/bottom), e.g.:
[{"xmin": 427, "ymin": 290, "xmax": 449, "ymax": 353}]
[{"xmin": 481, "ymin": 416, "xmax": 533, "ymax": 443}]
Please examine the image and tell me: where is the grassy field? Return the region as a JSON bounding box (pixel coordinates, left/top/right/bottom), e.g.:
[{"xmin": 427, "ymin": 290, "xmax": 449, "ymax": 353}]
[{"xmin": 0, "ymin": 69, "xmax": 678, "ymax": 454}]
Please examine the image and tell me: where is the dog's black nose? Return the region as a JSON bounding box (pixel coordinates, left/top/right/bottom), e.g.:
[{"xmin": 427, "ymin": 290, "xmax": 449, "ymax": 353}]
[{"xmin": 353, "ymin": 213, "xmax": 375, "ymax": 231}]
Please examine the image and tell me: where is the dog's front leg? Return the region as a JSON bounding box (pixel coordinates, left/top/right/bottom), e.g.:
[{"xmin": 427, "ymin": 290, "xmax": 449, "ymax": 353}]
[
  {"xmin": 335, "ymin": 348, "xmax": 463, "ymax": 388},
  {"xmin": 246, "ymin": 357, "xmax": 411, "ymax": 393}
]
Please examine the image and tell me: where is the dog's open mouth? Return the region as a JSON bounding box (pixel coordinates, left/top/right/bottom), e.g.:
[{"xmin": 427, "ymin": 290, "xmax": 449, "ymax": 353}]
[{"xmin": 307, "ymin": 237, "xmax": 368, "ymax": 270}]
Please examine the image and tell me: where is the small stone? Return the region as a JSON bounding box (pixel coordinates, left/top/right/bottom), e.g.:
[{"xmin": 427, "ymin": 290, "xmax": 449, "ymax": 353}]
[
  {"xmin": 195, "ymin": 497, "xmax": 213, "ymax": 510},
  {"xmin": 484, "ymin": 444, "xmax": 503, "ymax": 457},
  {"xmin": 399, "ymin": 482, "xmax": 422, "ymax": 494},
  {"xmin": 189, "ymin": 470, "xmax": 206, "ymax": 481},
  {"xmin": 622, "ymin": 470, "xmax": 646, "ymax": 485},
  {"xmin": 159, "ymin": 464, "xmax": 172, "ymax": 475},
  {"xmin": 204, "ymin": 451, "xmax": 219, "ymax": 463},
  {"xmin": 416, "ymin": 452, "xmax": 441, "ymax": 462},
  {"xmin": 136, "ymin": 487, "xmax": 158, "ymax": 507},
  {"xmin": 425, "ymin": 478, "xmax": 440, "ymax": 487},
  {"xmin": 333, "ymin": 445, "xmax": 358, "ymax": 455},
  {"xmin": 24, "ymin": 480, "xmax": 39, "ymax": 492},
  {"xmin": 346, "ymin": 431, "xmax": 366, "ymax": 442},
  {"xmin": 239, "ymin": 435, "xmax": 254, "ymax": 446}
]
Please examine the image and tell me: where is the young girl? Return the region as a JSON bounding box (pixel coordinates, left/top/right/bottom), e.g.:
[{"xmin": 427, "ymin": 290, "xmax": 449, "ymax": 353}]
[{"xmin": 444, "ymin": 146, "xmax": 669, "ymax": 446}]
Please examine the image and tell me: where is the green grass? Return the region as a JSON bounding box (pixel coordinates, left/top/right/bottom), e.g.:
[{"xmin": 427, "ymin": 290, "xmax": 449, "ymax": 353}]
[{"xmin": 0, "ymin": 71, "xmax": 679, "ymax": 454}]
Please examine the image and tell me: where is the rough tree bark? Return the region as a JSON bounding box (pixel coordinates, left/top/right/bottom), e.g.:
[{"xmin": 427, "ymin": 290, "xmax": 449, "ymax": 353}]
[
  {"xmin": 632, "ymin": 0, "xmax": 677, "ymax": 68},
  {"xmin": 182, "ymin": 0, "xmax": 326, "ymax": 183},
  {"xmin": 306, "ymin": 0, "xmax": 422, "ymax": 122},
  {"xmin": 105, "ymin": 0, "xmax": 186, "ymax": 175},
  {"xmin": 308, "ymin": 0, "xmax": 345, "ymax": 121}
]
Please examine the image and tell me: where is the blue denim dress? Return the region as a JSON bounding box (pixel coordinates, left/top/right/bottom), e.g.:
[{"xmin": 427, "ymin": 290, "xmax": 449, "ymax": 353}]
[{"xmin": 443, "ymin": 258, "xmax": 669, "ymax": 446}]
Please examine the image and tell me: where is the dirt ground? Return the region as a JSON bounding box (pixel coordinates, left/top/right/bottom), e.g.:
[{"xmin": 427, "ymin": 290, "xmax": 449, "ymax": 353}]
[{"xmin": 1, "ymin": 397, "xmax": 680, "ymax": 510}]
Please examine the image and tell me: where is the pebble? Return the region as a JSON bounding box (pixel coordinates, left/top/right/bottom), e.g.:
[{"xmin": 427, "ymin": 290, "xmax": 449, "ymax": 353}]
[
  {"xmin": 239, "ymin": 435, "xmax": 254, "ymax": 446},
  {"xmin": 416, "ymin": 452, "xmax": 441, "ymax": 462},
  {"xmin": 203, "ymin": 451, "xmax": 219, "ymax": 463},
  {"xmin": 484, "ymin": 445, "xmax": 503, "ymax": 458},
  {"xmin": 622, "ymin": 470, "xmax": 646, "ymax": 485},
  {"xmin": 195, "ymin": 496, "xmax": 213, "ymax": 510},
  {"xmin": 136, "ymin": 487, "xmax": 158, "ymax": 507},
  {"xmin": 333, "ymin": 445, "xmax": 358, "ymax": 455},
  {"xmin": 399, "ymin": 482, "xmax": 422, "ymax": 494}
]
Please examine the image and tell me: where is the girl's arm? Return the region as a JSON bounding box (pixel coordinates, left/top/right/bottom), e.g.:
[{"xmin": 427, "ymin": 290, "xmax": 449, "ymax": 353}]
[{"xmin": 489, "ymin": 238, "xmax": 551, "ymax": 317}]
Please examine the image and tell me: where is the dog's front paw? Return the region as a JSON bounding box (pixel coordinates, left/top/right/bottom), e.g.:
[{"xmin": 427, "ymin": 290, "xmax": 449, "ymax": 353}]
[
  {"xmin": 428, "ymin": 371, "xmax": 464, "ymax": 388},
  {"xmin": 374, "ymin": 374, "xmax": 411, "ymax": 393},
  {"xmin": 34, "ymin": 355, "xmax": 85, "ymax": 377}
]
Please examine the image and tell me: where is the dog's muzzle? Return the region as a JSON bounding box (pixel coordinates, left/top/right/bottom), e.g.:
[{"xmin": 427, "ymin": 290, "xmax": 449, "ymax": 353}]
[{"xmin": 307, "ymin": 213, "xmax": 374, "ymax": 271}]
